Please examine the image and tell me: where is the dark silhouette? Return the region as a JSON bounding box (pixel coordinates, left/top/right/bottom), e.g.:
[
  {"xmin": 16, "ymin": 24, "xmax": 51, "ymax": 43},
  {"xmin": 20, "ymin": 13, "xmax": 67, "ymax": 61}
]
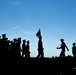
[
  {"xmin": 22, "ymin": 40, "xmax": 30, "ymax": 58},
  {"xmin": 0, "ymin": 31, "xmax": 76, "ymax": 75},
  {"xmin": 22, "ymin": 39, "xmax": 27, "ymax": 57},
  {"xmin": 36, "ymin": 28, "xmax": 41, "ymax": 38},
  {"xmin": 17, "ymin": 37, "xmax": 21, "ymax": 57},
  {"xmin": 72, "ymin": 42, "xmax": 76, "ymax": 57},
  {"xmin": 26, "ymin": 40, "xmax": 30, "ymax": 58},
  {"xmin": 37, "ymin": 36, "xmax": 44, "ymax": 58},
  {"xmin": 36, "ymin": 29, "xmax": 44, "ymax": 58},
  {"xmin": 56, "ymin": 39, "xmax": 69, "ymax": 57}
]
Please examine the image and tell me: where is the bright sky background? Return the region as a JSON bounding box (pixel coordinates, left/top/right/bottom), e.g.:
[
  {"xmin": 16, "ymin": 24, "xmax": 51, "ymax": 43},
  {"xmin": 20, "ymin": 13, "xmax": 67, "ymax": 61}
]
[{"xmin": 0, "ymin": 0, "xmax": 76, "ymax": 58}]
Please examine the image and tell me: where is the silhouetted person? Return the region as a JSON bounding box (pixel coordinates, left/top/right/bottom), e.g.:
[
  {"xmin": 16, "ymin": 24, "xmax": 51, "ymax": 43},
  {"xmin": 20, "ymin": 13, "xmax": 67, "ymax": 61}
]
[
  {"xmin": 72, "ymin": 42, "xmax": 76, "ymax": 57},
  {"xmin": 26, "ymin": 40, "xmax": 30, "ymax": 58},
  {"xmin": 1, "ymin": 34, "xmax": 7, "ymax": 57},
  {"xmin": 17, "ymin": 37, "xmax": 21, "ymax": 57},
  {"xmin": 37, "ymin": 36, "xmax": 44, "ymax": 58},
  {"xmin": 2, "ymin": 34, "xmax": 6, "ymax": 39},
  {"xmin": 12, "ymin": 38, "xmax": 18, "ymax": 59},
  {"xmin": 22, "ymin": 39, "xmax": 27, "ymax": 57},
  {"xmin": 56, "ymin": 39, "xmax": 69, "ymax": 57},
  {"xmin": 9, "ymin": 40, "xmax": 14, "ymax": 60}
]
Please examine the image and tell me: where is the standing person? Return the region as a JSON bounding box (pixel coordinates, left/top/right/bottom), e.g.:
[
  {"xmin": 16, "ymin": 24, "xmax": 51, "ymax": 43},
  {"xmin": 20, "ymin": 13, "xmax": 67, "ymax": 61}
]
[
  {"xmin": 22, "ymin": 39, "xmax": 26, "ymax": 57},
  {"xmin": 37, "ymin": 36, "xmax": 44, "ymax": 58},
  {"xmin": 26, "ymin": 40, "xmax": 30, "ymax": 58},
  {"xmin": 56, "ymin": 39, "xmax": 69, "ymax": 57},
  {"xmin": 72, "ymin": 42, "xmax": 76, "ymax": 57}
]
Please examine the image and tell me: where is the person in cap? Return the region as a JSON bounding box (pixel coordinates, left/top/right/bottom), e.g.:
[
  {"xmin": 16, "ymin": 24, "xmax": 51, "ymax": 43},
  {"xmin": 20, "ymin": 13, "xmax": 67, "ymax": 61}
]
[{"xmin": 57, "ymin": 39, "xmax": 69, "ymax": 57}]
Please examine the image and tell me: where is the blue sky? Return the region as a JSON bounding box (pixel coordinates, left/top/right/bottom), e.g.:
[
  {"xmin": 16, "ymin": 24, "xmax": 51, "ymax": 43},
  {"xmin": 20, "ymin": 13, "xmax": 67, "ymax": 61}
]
[{"xmin": 0, "ymin": 0, "xmax": 76, "ymax": 58}]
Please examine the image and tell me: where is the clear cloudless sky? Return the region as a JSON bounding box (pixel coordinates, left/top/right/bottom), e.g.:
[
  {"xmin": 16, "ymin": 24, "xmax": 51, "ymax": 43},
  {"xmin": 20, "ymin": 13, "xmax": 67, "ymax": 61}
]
[{"xmin": 0, "ymin": 0, "xmax": 76, "ymax": 58}]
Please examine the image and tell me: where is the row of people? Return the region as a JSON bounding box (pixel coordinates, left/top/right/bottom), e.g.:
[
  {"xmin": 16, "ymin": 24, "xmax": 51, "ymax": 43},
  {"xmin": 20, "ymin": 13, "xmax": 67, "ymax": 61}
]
[
  {"xmin": 36, "ymin": 35, "xmax": 76, "ymax": 58},
  {"xmin": 0, "ymin": 34, "xmax": 30, "ymax": 61},
  {"xmin": 0, "ymin": 33, "xmax": 76, "ymax": 60}
]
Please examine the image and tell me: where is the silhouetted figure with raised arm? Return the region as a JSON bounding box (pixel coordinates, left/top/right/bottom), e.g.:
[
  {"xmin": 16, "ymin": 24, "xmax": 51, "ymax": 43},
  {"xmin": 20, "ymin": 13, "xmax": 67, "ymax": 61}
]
[
  {"xmin": 37, "ymin": 36, "xmax": 44, "ymax": 58},
  {"xmin": 56, "ymin": 39, "xmax": 69, "ymax": 57},
  {"xmin": 72, "ymin": 42, "xmax": 76, "ymax": 57}
]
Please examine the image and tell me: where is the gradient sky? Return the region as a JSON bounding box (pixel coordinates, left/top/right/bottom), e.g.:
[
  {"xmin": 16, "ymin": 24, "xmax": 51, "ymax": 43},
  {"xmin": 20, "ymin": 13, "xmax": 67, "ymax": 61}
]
[{"xmin": 0, "ymin": 0, "xmax": 76, "ymax": 58}]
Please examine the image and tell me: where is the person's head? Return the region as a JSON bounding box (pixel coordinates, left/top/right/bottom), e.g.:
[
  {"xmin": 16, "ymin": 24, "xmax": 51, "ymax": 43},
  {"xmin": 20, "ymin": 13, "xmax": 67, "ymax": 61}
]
[
  {"xmin": 13, "ymin": 38, "xmax": 17, "ymax": 42},
  {"xmin": 27, "ymin": 40, "xmax": 29, "ymax": 44},
  {"xmin": 23, "ymin": 39, "xmax": 26, "ymax": 43},
  {"xmin": 60, "ymin": 39, "xmax": 64, "ymax": 42},
  {"xmin": 73, "ymin": 42, "xmax": 75, "ymax": 46},
  {"xmin": 18, "ymin": 37, "xmax": 21, "ymax": 41},
  {"xmin": 2, "ymin": 34, "xmax": 6, "ymax": 39}
]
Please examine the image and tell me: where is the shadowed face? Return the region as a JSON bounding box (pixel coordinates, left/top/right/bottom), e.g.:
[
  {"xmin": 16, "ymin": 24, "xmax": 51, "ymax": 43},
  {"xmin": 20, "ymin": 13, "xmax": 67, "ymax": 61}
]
[{"xmin": 60, "ymin": 39, "xmax": 64, "ymax": 42}]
